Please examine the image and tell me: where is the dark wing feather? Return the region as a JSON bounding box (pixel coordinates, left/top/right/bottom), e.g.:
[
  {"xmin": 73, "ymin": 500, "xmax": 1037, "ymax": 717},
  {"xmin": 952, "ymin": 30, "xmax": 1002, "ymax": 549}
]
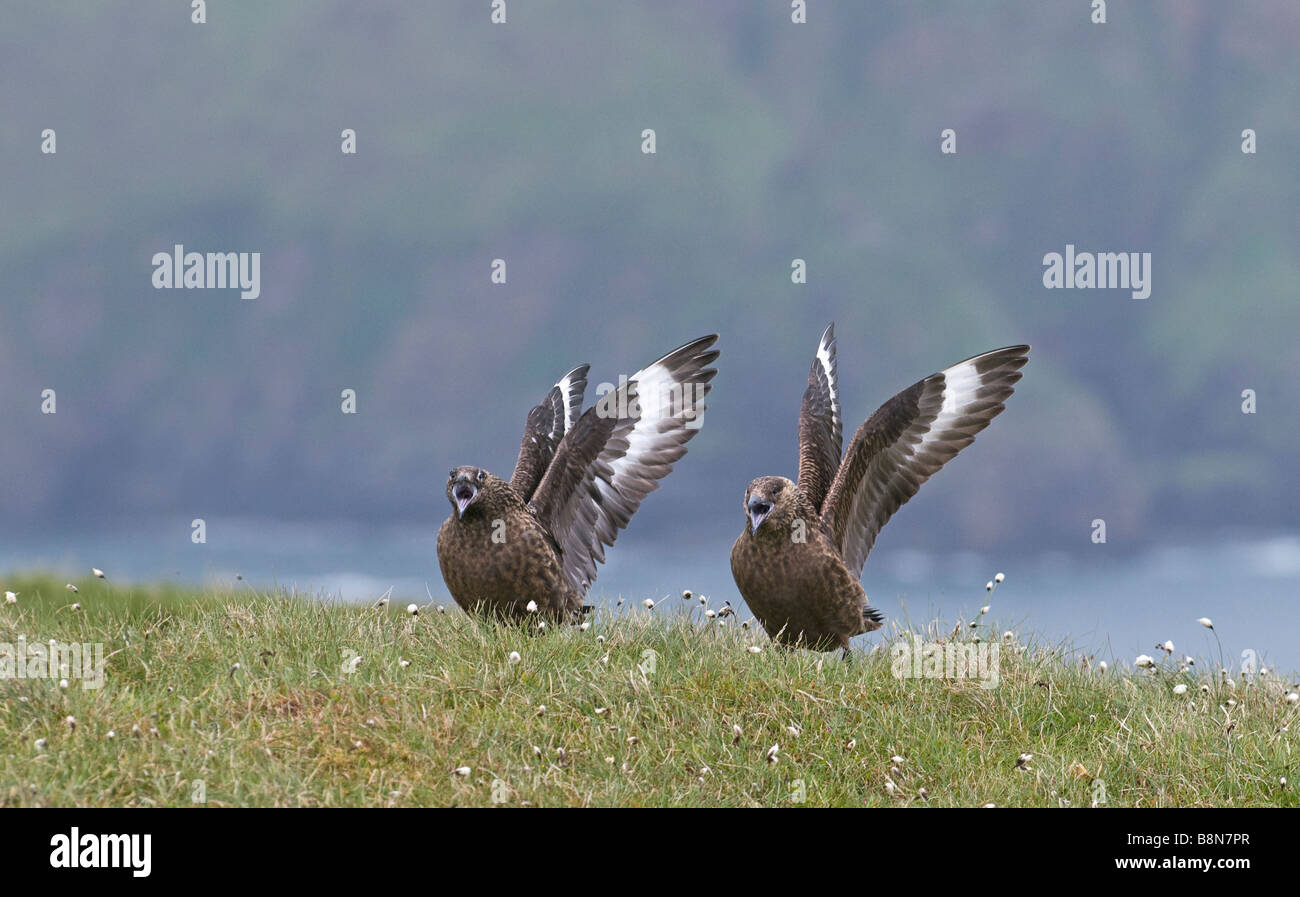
[
  {"xmin": 509, "ymin": 364, "xmax": 589, "ymax": 501},
  {"xmin": 530, "ymin": 335, "xmax": 719, "ymax": 595},
  {"xmin": 822, "ymin": 345, "xmax": 1029, "ymax": 578},
  {"xmin": 796, "ymin": 323, "xmax": 843, "ymax": 512}
]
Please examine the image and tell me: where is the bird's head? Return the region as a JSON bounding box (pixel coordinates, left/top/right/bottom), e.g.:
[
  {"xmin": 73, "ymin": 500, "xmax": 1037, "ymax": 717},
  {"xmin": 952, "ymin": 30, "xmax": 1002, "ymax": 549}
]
[
  {"xmin": 446, "ymin": 466, "xmax": 495, "ymax": 519},
  {"xmin": 742, "ymin": 476, "xmax": 796, "ymax": 535}
]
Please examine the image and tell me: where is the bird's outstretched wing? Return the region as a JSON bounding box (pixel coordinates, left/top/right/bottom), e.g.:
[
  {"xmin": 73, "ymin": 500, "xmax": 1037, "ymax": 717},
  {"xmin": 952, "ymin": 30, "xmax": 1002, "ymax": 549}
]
[
  {"xmin": 796, "ymin": 323, "xmax": 843, "ymax": 512},
  {"xmin": 530, "ymin": 335, "xmax": 720, "ymax": 595},
  {"xmin": 510, "ymin": 364, "xmax": 589, "ymax": 501},
  {"xmin": 821, "ymin": 345, "xmax": 1029, "ymax": 578}
]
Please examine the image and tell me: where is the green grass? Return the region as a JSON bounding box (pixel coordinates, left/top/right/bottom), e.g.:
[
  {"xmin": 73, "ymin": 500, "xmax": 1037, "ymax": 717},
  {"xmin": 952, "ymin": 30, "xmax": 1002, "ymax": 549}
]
[{"xmin": 1, "ymin": 574, "xmax": 1296, "ymax": 807}]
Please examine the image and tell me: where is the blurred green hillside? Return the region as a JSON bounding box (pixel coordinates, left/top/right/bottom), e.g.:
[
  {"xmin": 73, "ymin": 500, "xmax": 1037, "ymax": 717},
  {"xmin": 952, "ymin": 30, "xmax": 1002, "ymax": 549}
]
[{"xmin": 1, "ymin": 1, "xmax": 1298, "ymax": 552}]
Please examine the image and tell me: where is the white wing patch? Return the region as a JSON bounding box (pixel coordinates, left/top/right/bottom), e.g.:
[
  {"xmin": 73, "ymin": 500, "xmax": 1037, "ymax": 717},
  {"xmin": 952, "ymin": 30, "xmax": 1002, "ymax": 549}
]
[
  {"xmin": 602, "ymin": 353, "xmax": 706, "ymax": 494},
  {"xmin": 815, "ymin": 325, "xmax": 840, "ymax": 436},
  {"xmin": 530, "ymin": 335, "xmax": 719, "ymax": 596},
  {"xmin": 556, "ymin": 371, "xmax": 580, "ymax": 435},
  {"xmin": 552, "ymin": 364, "xmax": 589, "ymax": 437},
  {"xmin": 924, "ymin": 356, "xmax": 985, "ymax": 451},
  {"xmin": 823, "ymin": 344, "xmax": 1028, "ymax": 578}
]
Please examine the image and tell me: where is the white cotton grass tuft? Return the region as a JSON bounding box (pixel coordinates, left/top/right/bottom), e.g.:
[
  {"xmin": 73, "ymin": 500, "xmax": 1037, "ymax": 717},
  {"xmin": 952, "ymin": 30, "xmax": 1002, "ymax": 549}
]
[
  {"xmin": 508, "ymin": 651, "xmax": 521, "ymax": 665},
  {"xmin": 1159, "ymin": 640, "xmax": 1174, "ymax": 654},
  {"xmin": 682, "ymin": 589, "xmax": 692, "ymax": 601},
  {"xmin": 985, "ymin": 581, "xmax": 994, "ymax": 592},
  {"xmin": 406, "ymin": 603, "xmax": 419, "ymax": 616},
  {"xmin": 995, "ymin": 572, "xmax": 1005, "ymax": 584},
  {"xmin": 642, "ymin": 598, "xmax": 655, "ymax": 610},
  {"xmin": 453, "ymin": 766, "xmax": 471, "ymax": 777},
  {"xmin": 1173, "ymin": 684, "xmax": 1188, "ymax": 696},
  {"xmin": 92, "ymin": 568, "xmax": 105, "ymax": 578},
  {"xmin": 65, "ymin": 584, "xmax": 78, "ymax": 593},
  {"xmin": 1098, "ymin": 661, "xmax": 1108, "ymax": 673},
  {"xmin": 1134, "ymin": 654, "xmax": 1155, "ymax": 669},
  {"xmin": 4, "ymin": 591, "xmax": 16, "ymax": 604},
  {"xmin": 1196, "ymin": 617, "xmax": 1213, "ymax": 630},
  {"xmin": 747, "ymin": 645, "xmax": 762, "ymax": 654},
  {"xmin": 526, "ymin": 600, "xmax": 538, "ymax": 613},
  {"xmin": 765, "ymin": 744, "xmax": 780, "ymax": 764},
  {"xmin": 1287, "ymin": 693, "xmax": 1299, "ymax": 705}
]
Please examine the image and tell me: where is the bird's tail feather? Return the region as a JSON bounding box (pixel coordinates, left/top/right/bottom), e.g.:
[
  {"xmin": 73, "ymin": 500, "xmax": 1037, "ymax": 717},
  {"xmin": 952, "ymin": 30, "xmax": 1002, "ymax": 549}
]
[{"xmin": 861, "ymin": 603, "xmax": 884, "ymax": 633}]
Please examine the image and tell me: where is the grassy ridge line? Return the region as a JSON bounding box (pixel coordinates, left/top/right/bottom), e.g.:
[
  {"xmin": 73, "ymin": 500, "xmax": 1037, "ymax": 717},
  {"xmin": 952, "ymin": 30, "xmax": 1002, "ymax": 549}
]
[{"xmin": 0, "ymin": 575, "xmax": 1296, "ymax": 808}]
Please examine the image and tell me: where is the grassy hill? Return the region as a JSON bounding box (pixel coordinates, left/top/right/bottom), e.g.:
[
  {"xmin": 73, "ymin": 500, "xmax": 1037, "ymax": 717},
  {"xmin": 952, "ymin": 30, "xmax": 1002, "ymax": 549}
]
[{"xmin": 1, "ymin": 574, "xmax": 1295, "ymax": 807}]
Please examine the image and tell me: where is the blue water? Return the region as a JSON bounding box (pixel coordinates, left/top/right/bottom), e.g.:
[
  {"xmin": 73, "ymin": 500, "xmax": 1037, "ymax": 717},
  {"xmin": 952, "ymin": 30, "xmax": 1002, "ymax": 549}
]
[{"xmin": 3, "ymin": 520, "xmax": 1297, "ymax": 673}]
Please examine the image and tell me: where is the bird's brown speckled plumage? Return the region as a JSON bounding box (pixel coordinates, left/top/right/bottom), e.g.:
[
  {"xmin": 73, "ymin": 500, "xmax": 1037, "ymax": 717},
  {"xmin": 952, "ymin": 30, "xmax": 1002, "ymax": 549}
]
[
  {"xmin": 439, "ymin": 335, "xmax": 720, "ymax": 622},
  {"xmin": 730, "ymin": 475, "xmax": 874, "ymax": 652},
  {"xmin": 438, "ymin": 467, "xmax": 579, "ymax": 618},
  {"xmin": 731, "ymin": 324, "xmax": 1028, "ymax": 654}
]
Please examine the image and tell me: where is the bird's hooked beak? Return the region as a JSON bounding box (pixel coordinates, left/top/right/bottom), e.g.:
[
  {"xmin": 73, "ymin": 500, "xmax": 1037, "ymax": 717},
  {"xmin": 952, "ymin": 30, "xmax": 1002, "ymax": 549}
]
[
  {"xmin": 747, "ymin": 495, "xmax": 774, "ymax": 532},
  {"xmin": 453, "ymin": 478, "xmax": 478, "ymax": 518}
]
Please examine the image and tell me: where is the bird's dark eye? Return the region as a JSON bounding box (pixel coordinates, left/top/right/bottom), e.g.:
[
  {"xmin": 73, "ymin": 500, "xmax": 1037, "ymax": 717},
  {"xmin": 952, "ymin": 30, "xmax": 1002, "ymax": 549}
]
[
  {"xmin": 476, "ymin": 470, "xmax": 486, "ymax": 482},
  {"xmin": 449, "ymin": 469, "xmax": 457, "ymax": 480}
]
